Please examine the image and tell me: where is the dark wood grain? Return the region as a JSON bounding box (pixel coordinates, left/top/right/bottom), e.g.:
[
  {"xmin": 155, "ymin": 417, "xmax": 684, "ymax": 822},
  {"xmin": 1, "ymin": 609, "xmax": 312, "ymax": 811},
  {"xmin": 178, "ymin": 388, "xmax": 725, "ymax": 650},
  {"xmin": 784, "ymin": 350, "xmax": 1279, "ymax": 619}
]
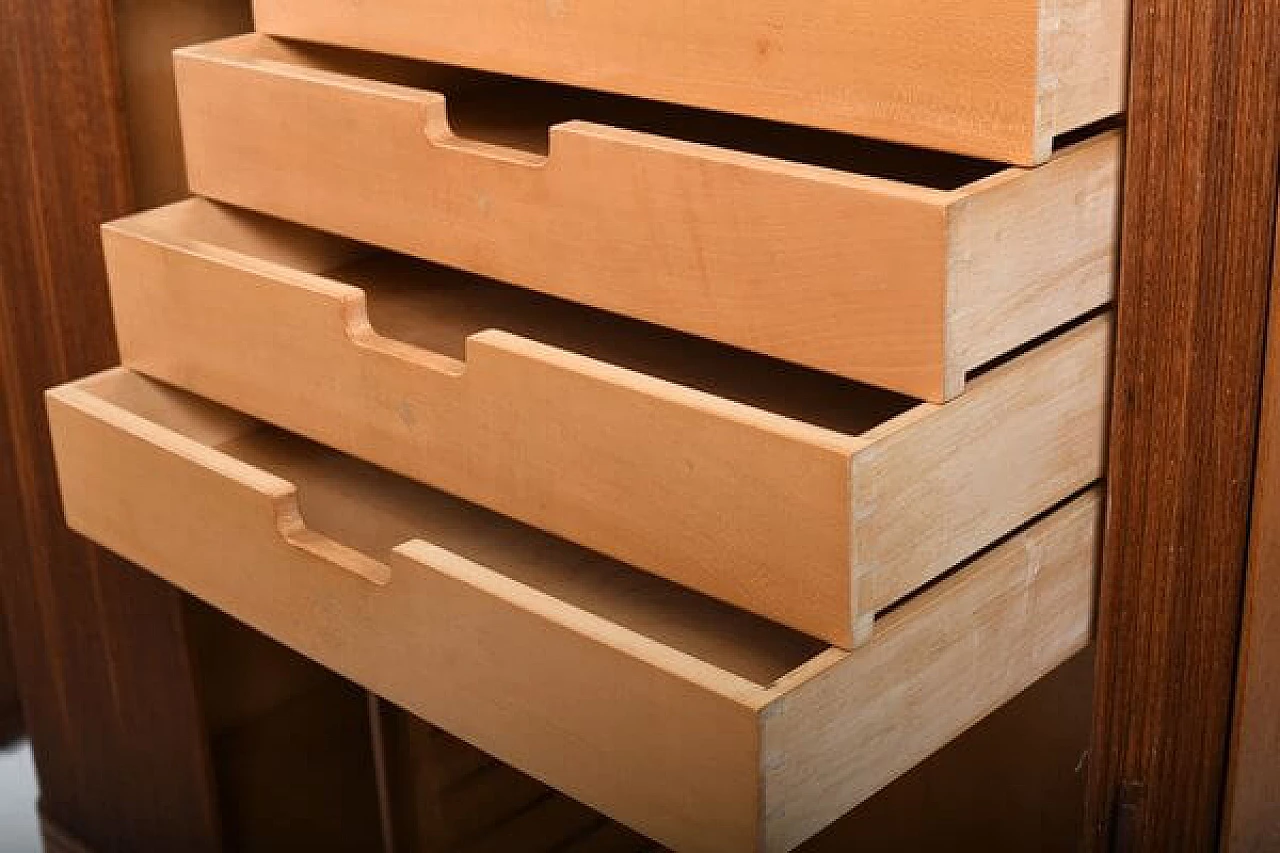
[
  {"xmin": 0, "ymin": 2, "xmax": 222, "ymax": 850},
  {"xmin": 1223, "ymin": 211, "xmax": 1280, "ymax": 852},
  {"xmin": 1086, "ymin": 0, "xmax": 1280, "ymax": 848},
  {"xmin": 0, "ymin": 588, "xmax": 23, "ymax": 746}
]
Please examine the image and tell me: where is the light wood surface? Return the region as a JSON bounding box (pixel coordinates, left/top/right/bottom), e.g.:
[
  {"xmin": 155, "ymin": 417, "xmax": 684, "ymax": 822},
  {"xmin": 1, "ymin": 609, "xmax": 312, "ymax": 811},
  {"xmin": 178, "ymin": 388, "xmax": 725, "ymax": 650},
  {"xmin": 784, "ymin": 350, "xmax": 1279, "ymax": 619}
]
[
  {"xmin": 173, "ymin": 35, "xmax": 1120, "ymax": 401},
  {"xmin": 250, "ymin": 0, "xmax": 1128, "ymax": 164},
  {"xmin": 45, "ymin": 369, "xmax": 1098, "ymax": 851},
  {"xmin": 103, "ymin": 199, "xmax": 1110, "ymax": 647}
]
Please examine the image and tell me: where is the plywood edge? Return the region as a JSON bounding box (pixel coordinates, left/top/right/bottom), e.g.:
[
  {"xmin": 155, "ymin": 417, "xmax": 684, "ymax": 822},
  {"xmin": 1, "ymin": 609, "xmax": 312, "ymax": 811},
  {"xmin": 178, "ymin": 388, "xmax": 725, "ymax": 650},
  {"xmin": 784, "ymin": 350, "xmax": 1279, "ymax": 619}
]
[
  {"xmin": 851, "ymin": 314, "xmax": 1111, "ymax": 616},
  {"xmin": 760, "ymin": 489, "xmax": 1101, "ymax": 851},
  {"xmin": 944, "ymin": 130, "xmax": 1121, "ymax": 388}
]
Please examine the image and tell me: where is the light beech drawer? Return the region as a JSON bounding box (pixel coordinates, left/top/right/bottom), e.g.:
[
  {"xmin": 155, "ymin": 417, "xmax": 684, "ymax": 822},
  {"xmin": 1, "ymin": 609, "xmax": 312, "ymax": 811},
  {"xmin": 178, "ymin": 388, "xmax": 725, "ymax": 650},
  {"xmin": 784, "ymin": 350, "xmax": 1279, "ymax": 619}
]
[
  {"xmin": 46, "ymin": 368, "xmax": 1099, "ymax": 853},
  {"xmin": 175, "ymin": 34, "xmax": 1121, "ymax": 401},
  {"xmin": 250, "ymin": 0, "xmax": 1128, "ymax": 165},
  {"xmin": 104, "ymin": 199, "xmax": 1110, "ymax": 648}
]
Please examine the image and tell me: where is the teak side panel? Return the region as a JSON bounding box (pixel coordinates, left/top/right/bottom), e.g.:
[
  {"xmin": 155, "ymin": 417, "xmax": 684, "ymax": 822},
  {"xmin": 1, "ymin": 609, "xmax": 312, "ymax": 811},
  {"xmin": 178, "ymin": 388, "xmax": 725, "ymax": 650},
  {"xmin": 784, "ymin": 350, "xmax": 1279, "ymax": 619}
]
[
  {"xmin": 45, "ymin": 372, "xmax": 1098, "ymax": 852},
  {"xmin": 0, "ymin": 1, "xmax": 226, "ymax": 850},
  {"xmin": 174, "ymin": 35, "xmax": 1120, "ymax": 400},
  {"xmin": 1086, "ymin": 0, "xmax": 1280, "ymax": 846},
  {"xmin": 251, "ymin": 0, "xmax": 1128, "ymax": 163},
  {"xmin": 104, "ymin": 205, "xmax": 1110, "ymax": 647},
  {"xmin": 763, "ymin": 491, "xmax": 1100, "ymax": 851},
  {"xmin": 1224, "ymin": 213, "xmax": 1280, "ymax": 852}
]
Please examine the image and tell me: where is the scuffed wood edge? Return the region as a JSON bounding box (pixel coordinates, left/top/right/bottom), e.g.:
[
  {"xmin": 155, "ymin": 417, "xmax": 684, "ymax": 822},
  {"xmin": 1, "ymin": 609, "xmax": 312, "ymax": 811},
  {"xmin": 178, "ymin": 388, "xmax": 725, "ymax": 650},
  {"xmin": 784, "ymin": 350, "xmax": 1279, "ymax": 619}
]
[
  {"xmin": 851, "ymin": 314, "xmax": 1111, "ymax": 621},
  {"xmin": 760, "ymin": 489, "xmax": 1101, "ymax": 852}
]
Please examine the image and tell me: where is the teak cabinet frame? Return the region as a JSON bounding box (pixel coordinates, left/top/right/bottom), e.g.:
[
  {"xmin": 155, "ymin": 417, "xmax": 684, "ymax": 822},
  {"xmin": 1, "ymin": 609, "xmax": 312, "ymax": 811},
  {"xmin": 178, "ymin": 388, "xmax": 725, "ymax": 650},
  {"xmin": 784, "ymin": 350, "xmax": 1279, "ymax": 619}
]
[{"xmin": 1, "ymin": 1, "xmax": 1277, "ymax": 851}]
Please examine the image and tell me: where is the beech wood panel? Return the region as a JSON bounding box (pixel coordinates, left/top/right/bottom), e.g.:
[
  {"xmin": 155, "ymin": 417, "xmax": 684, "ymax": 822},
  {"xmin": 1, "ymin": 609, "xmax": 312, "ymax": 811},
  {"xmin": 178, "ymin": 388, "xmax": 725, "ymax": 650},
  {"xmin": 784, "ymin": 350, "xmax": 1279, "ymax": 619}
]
[
  {"xmin": 45, "ymin": 369, "xmax": 1098, "ymax": 852},
  {"xmin": 104, "ymin": 199, "xmax": 1109, "ymax": 647},
  {"xmin": 251, "ymin": 0, "xmax": 1128, "ymax": 164},
  {"xmin": 174, "ymin": 35, "xmax": 1121, "ymax": 401}
]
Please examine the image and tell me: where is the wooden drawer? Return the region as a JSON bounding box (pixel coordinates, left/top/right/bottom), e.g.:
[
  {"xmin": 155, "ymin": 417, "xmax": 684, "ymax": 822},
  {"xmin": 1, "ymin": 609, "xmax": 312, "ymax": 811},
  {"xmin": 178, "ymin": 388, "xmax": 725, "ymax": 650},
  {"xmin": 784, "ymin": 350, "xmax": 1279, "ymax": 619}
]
[
  {"xmin": 175, "ymin": 34, "xmax": 1121, "ymax": 401},
  {"xmin": 45, "ymin": 368, "xmax": 1098, "ymax": 852},
  {"xmin": 250, "ymin": 0, "xmax": 1128, "ymax": 165},
  {"xmin": 104, "ymin": 199, "xmax": 1110, "ymax": 648}
]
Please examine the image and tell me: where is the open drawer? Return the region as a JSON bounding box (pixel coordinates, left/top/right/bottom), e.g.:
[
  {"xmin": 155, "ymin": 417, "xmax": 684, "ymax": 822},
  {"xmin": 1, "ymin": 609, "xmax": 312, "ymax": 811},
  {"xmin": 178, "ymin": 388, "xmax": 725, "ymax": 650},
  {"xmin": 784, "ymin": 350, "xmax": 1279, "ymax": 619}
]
[
  {"xmin": 175, "ymin": 34, "xmax": 1120, "ymax": 401},
  {"xmin": 250, "ymin": 0, "xmax": 1128, "ymax": 165},
  {"xmin": 104, "ymin": 199, "xmax": 1110, "ymax": 648},
  {"xmin": 46, "ymin": 369, "xmax": 1099, "ymax": 852}
]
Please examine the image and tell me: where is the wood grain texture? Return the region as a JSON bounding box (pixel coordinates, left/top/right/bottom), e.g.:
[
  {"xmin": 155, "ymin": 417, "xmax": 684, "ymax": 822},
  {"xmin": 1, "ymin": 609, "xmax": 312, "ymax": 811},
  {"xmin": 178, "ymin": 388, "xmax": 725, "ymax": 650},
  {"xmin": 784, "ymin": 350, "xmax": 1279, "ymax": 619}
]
[
  {"xmin": 103, "ymin": 200, "xmax": 1109, "ymax": 647},
  {"xmin": 0, "ymin": 1, "xmax": 222, "ymax": 850},
  {"xmin": 1224, "ymin": 211, "xmax": 1280, "ymax": 852},
  {"xmin": 181, "ymin": 599, "xmax": 387, "ymax": 853},
  {"xmin": 0, "ymin": 589, "xmax": 22, "ymax": 745},
  {"xmin": 371, "ymin": 705, "xmax": 652, "ymax": 853},
  {"xmin": 113, "ymin": 0, "xmax": 252, "ymax": 208},
  {"xmin": 252, "ymin": 0, "xmax": 1128, "ymax": 164},
  {"xmin": 45, "ymin": 370, "xmax": 1099, "ymax": 852},
  {"xmin": 174, "ymin": 34, "xmax": 1120, "ymax": 400},
  {"xmin": 807, "ymin": 648, "xmax": 1095, "ymax": 852},
  {"xmin": 1086, "ymin": 0, "xmax": 1280, "ymax": 848}
]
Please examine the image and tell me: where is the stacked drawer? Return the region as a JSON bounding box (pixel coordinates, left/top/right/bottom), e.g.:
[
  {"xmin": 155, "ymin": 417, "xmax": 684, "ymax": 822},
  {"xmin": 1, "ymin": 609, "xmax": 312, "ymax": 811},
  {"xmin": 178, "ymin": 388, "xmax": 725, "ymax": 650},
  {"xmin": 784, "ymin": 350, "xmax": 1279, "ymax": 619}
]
[{"xmin": 47, "ymin": 3, "xmax": 1125, "ymax": 851}]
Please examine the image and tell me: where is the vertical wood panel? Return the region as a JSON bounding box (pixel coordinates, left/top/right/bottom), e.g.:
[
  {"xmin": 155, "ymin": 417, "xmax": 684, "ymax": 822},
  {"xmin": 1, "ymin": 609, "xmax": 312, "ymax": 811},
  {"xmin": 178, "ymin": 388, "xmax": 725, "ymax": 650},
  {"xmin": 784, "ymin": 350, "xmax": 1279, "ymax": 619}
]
[
  {"xmin": 0, "ymin": 2, "xmax": 222, "ymax": 850},
  {"xmin": 1086, "ymin": 0, "xmax": 1280, "ymax": 848},
  {"xmin": 113, "ymin": 0, "xmax": 252, "ymax": 207},
  {"xmin": 1224, "ymin": 210, "xmax": 1280, "ymax": 852},
  {"xmin": 0, "ymin": 587, "xmax": 22, "ymax": 745}
]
